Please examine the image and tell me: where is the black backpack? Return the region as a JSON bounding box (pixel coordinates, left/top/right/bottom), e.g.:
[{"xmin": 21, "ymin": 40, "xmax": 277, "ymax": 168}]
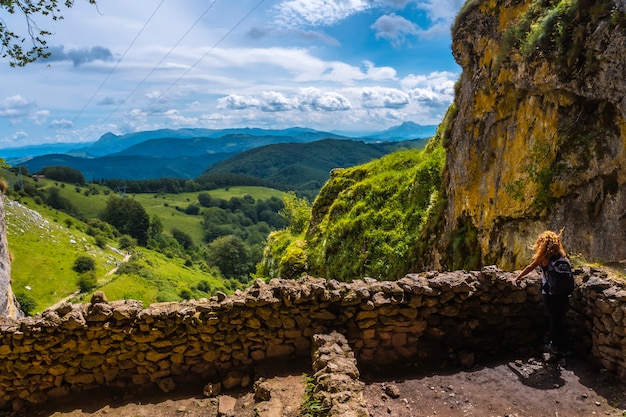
[{"xmin": 543, "ymin": 255, "xmax": 575, "ymax": 296}]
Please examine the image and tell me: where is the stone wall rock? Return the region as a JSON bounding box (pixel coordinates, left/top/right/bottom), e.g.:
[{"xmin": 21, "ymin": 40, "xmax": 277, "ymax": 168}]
[{"xmin": 0, "ymin": 267, "xmax": 622, "ymax": 411}]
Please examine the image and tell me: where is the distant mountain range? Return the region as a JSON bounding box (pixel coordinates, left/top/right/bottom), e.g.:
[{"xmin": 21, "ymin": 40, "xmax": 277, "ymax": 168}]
[{"xmin": 2, "ymin": 123, "xmax": 437, "ymax": 183}]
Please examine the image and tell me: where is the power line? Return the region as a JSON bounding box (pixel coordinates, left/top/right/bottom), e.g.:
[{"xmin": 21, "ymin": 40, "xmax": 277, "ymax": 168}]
[
  {"xmin": 146, "ymin": 0, "xmax": 266, "ymax": 109},
  {"xmin": 102, "ymin": 0, "xmax": 220, "ymax": 124},
  {"xmin": 71, "ymin": 0, "xmax": 167, "ymax": 125}
]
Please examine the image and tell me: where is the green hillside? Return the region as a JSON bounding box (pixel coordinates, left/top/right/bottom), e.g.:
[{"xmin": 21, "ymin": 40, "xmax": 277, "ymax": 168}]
[
  {"xmin": 258, "ymin": 123, "xmax": 448, "ymax": 282},
  {"xmin": 32, "ymin": 178, "xmax": 284, "ymax": 246},
  {"xmin": 200, "ymin": 138, "xmax": 427, "ymax": 199},
  {"xmin": 5, "ymin": 197, "xmax": 122, "ymax": 313},
  {"xmin": 4, "ymin": 195, "xmax": 228, "ymax": 314}
]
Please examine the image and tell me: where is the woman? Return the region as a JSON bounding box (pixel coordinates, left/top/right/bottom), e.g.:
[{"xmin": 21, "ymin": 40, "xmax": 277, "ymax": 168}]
[{"xmin": 515, "ymin": 230, "xmax": 571, "ymax": 354}]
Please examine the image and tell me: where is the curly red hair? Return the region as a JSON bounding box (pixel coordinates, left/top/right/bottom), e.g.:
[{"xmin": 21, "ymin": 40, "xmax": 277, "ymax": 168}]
[{"xmin": 532, "ymin": 230, "xmax": 566, "ymax": 262}]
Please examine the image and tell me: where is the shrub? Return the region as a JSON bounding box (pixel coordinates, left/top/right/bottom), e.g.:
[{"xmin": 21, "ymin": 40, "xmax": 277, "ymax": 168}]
[
  {"xmin": 15, "ymin": 292, "xmax": 36, "ymax": 316},
  {"xmin": 72, "ymin": 256, "xmax": 96, "ymax": 273},
  {"xmin": 77, "ymin": 274, "xmax": 97, "ymax": 293},
  {"xmin": 179, "ymin": 289, "xmax": 192, "ymax": 300}
]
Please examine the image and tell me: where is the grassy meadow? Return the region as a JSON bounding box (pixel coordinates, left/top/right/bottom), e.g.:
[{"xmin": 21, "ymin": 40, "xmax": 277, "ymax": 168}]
[
  {"xmin": 34, "ymin": 178, "xmax": 285, "ymax": 245},
  {"xmin": 4, "ymin": 197, "xmax": 124, "ymax": 313},
  {"xmin": 4, "ymin": 181, "xmax": 285, "ymax": 314}
]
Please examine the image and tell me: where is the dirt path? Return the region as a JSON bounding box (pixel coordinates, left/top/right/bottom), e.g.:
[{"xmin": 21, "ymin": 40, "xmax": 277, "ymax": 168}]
[
  {"xmin": 3, "ymin": 353, "xmax": 625, "ymax": 417},
  {"xmin": 47, "ymin": 252, "xmax": 131, "ymax": 311}
]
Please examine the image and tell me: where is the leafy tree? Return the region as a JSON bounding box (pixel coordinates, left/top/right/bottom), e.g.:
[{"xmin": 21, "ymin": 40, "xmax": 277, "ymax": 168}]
[
  {"xmin": 45, "ymin": 187, "xmax": 78, "ymax": 215},
  {"xmin": 119, "ymin": 234, "xmax": 136, "ymax": 249},
  {"xmin": 39, "ymin": 166, "xmax": 85, "ymax": 184},
  {"xmin": 72, "ymin": 255, "xmax": 96, "ymax": 273},
  {"xmin": 15, "ymin": 292, "xmax": 36, "ymax": 316},
  {"xmin": 206, "ymin": 235, "xmax": 252, "ymax": 280},
  {"xmin": 197, "ymin": 192, "xmax": 213, "ymax": 207},
  {"xmin": 77, "ymin": 274, "xmax": 97, "ymax": 292},
  {"xmin": 147, "ymin": 215, "xmax": 163, "ymax": 243},
  {"xmin": 1, "ymin": 0, "xmax": 97, "ymax": 67},
  {"xmin": 171, "ymin": 228, "xmax": 194, "ymax": 249},
  {"xmin": 101, "ymin": 196, "xmax": 150, "ymax": 245},
  {"xmin": 184, "ymin": 203, "xmax": 200, "ymax": 215}
]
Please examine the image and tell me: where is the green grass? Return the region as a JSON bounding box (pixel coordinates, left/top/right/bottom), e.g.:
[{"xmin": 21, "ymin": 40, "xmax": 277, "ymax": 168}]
[
  {"xmin": 34, "ymin": 179, "xmax": 285, "ymax": 245},
  {"xmin": 72, "ymin": 249, "xmax": 227, "ymax": 306},
  {"xmin": 132, "ymin": 186, "xmax": 284, "ymax": 245},
  {"xmin": 5, "ymin": 197, "xmax": 124, "ymax": 314},
  {"xmin": 5, "ymin": 195, "xmax": 230, "ymax": 312}
]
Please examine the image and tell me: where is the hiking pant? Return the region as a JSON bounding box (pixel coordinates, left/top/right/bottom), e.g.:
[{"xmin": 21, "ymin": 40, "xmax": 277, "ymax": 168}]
[{"xmin": 542, "ymin": 293, "xmax": 570, "ymax": 350}]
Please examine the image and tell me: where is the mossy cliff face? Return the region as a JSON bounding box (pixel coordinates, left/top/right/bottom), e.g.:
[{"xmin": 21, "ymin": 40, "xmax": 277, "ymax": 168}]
[{"xmin": 442, "ymin": 0, "xmax": 626, "ymax": 270}]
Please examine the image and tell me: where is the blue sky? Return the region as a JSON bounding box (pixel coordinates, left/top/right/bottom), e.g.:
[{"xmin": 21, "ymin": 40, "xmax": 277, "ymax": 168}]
[{"xmin": 0, "ymin": 0, "xmax": 464, "ymax": 148}]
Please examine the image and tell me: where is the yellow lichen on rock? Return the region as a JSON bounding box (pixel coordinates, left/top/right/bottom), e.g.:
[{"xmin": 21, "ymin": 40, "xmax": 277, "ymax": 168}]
[{"xmin": 441, "ymin": 0, "xmax": 626, "ymax": 270}]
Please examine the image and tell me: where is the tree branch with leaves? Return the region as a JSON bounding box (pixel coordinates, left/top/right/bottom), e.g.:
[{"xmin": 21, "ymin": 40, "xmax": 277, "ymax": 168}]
[{"xmin": 1, "ymin": 0, "xmax": 96, "ymax": 67}]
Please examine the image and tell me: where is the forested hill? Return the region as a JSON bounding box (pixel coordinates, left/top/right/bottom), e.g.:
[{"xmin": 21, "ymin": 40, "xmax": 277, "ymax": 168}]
[{"xmin": 200, "ymin": 138, "xmax": 427, "ymax": 199}]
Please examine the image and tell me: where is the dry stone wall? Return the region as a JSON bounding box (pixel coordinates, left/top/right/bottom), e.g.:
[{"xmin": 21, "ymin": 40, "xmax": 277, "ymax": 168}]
[{"xmin": 0, "ymin": 267, "xmax": 624, "ymax": 411}]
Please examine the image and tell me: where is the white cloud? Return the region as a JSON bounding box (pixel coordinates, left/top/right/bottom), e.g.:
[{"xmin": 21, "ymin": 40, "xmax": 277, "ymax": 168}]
[
  {"xmin": 32, "ymin": 110, "xmax": 51, "ymax": 125},
  {"xmin": 0, "ymin": 95, "xmax": 36, "ymax": 120},
  {"xmin": 298, "ymin": 87, "xmax": 351, "ymax": 111},
  {"xmin": 371, "ymin": 14, "xmax": 419, "ymax": 47},
  {"xmin": 161, "ymin": 109, "xmax": 199, "ymax": 125},
  {"xmin": 360, "ymin": 87, "xmax": 410, "ymax": 109},
  {"xmin": 49, "ymin": 119, "xmax": 74, "ymax": 129},
  {"xmin": 273, "ymin": 0, "xmax": 371, "ymax": 27},
  {"xmin": 12, "ymin": 131, "xmax": 29, "ymax": 140},
  {"xmin": 217, "ymin": 95, "xmax": 262, "ymax": 110},
  {"xmin": 259, "ymin": 91, "xmax": 297, "ymax": 112},
  {"xmin": 218, "ymin": 88, "xmax": 351, "ymax": 113},
  {"xmin": 417, "ymin": 0, "xmax": 466, "ymax": 22},
  {"xmin": 401, "ymin": 71, "xmax": 457, "ymax": 102}
]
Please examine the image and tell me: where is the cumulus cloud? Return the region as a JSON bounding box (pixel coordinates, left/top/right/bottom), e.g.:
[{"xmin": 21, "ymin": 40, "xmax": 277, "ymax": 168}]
[
  {"xmin": 12, "ymin": 131, "xmax": 29, "ymax": 140},
  {"xmin": 378, "ymin": 0, "xmax": 412, "ymax": 8},
  {"xmin": 49, "ymin": 119, "xmax": 74, "ymax": 129},
  {"xmin": 401, "ymin": 71, "xmax": 457, "ymax": 103},
  {"xmin": 298, "ymin": 87, "xmax": 351, "ymax": 111},
  {"xmin": 31, "ymin": 110, "xmax": 51, "ymax": 125},
  {"xmin": 0, "ymin": 95, "xmax": 36, "ymax": 120},
  {"xmin": 273, "ymin": 0, "xmax": 371, "ymax": 27},
  {"xmin": 161, "ymin": 110, "xmax": 199, "ymax": 125},
  {"xmin": 45, "ymin": 45, "xmax": 114, "ymax": 67},
  {"xmin": 371, "ymin": 14, "xmax": 419, "ymax": 47},
  {"xmin": 259, "ymin": 91, "xmax": 297, "ymax": 112},
  {"xmin": 217, "ymin": 95, "xmax": 261, "ymax": 110},
  {"xmin": 218, "ymin": 89, "xmax": 351, "ymax": 113},
  {"xmin": 360, "ymin": 87, "xmax": 410, "ymax": 109}
]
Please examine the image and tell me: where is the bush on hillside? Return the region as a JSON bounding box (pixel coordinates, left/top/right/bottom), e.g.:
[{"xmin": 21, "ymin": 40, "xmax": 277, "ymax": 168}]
[
  {"xmin": 72, "ymin": 256, "xmax": 96, "ymax": 273},
  {"xmin": 77, "ymin": 274, "xmax": 97, "ymax": 293},
  {"xmin": 15, "ymin": 292, "xmax": 36, "ymax": 316}
]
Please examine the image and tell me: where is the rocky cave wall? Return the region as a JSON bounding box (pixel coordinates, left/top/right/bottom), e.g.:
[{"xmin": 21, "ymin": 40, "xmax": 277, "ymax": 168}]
[
  {"xmin": 443, "ymin": 0, "xmax": 626, "ymax": 270},
  {"xmin": 0, "ymin": 267, "xmax": 624, "ymax": 411}
]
